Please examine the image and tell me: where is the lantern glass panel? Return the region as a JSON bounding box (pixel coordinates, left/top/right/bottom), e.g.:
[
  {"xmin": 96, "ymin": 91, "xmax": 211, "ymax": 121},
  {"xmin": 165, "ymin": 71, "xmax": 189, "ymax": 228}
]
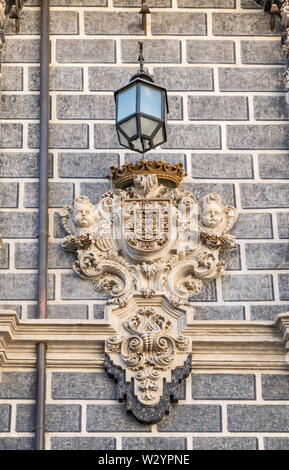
[
  {"xmin": 118, "ymin": 130, "xmax": 130, "ymax": 148},
  {"xmin": 140, "ymin": 116, "xmax": 159, "ymax": 137},
  {"xmin": 117, "ymin": 85, "xmax": 137, "ymax": 122},
  {"xmin": 139, "ymin": 84, "xmax": 162, "ymax": 119},
  {"xmin": 120, "ymin": 117, "xmax": 137, "ymax": 139},
  {"xmin": 152, "ymin": 126, "xmax": 164, "ymax": 147}
]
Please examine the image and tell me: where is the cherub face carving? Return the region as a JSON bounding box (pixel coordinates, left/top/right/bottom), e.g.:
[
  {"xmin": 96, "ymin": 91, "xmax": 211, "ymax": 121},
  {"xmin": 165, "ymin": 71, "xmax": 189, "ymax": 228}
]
[
  {"xmin": 73, "ymin": 197, "xmax": 96, "ymax": 229},
  {"xmin": 201, "ymin": 201, "xmax": 223, "ymax": 228}
]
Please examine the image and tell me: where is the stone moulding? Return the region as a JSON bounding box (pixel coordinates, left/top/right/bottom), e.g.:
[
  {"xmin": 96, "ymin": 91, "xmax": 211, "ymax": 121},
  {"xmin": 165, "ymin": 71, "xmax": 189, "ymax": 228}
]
[
  {"xmin": 1, "ymin": 310, "xmax": 289, "ymax": 372},
  {"xmin": 1, "ymin": 308, "xmax": 289, "ymax": 421}
]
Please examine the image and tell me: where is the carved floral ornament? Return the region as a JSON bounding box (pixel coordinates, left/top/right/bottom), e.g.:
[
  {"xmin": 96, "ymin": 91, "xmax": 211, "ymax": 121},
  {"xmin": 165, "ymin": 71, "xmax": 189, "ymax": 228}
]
[{"xmin": 60, "ymin": 159, "xmax": 238, "ymax": 423}]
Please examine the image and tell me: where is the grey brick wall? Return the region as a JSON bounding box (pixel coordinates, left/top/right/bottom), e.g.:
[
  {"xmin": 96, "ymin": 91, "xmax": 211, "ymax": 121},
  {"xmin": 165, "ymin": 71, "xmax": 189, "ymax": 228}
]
[
  {"xmin": 0, "ymin": 0, "xmax": 289, "ymax": 451},
  {"xmin": 2, "ymin": 371, "xmax": 289, "ymax": 449}
]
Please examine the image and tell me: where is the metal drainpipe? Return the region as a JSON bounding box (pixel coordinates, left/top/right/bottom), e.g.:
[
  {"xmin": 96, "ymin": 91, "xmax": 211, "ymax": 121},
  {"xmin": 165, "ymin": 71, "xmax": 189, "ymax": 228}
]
[{"xmin": 35, "ymin": 0, "xmax": 50, "ymax": 451}]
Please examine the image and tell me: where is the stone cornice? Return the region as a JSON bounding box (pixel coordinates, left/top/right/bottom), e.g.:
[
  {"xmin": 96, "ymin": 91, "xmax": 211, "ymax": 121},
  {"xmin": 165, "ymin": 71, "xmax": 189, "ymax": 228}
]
[{"xmin": 0, "ymin": 310, "xmax": 289, "ymax": 372}]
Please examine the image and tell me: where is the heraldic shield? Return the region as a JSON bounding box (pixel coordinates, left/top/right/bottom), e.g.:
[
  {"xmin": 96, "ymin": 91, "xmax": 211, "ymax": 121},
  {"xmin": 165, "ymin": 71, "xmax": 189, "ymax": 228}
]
[{"xmin": 122, "ymin": 198, "xmax": 172, "ymax": 253}]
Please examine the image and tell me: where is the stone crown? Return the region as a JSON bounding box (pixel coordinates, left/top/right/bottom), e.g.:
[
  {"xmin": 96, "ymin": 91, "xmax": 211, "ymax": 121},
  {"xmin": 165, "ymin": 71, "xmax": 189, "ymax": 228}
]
[{"xmin": 109, "ymin": 159, "xmax": 187, "ymax": 189}]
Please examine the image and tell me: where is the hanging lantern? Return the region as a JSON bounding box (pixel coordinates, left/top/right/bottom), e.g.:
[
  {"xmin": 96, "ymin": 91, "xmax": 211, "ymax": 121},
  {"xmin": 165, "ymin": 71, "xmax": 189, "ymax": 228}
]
[{"xmin": 114, "ymin": 42, "xmax": 169, "ymax": 154}]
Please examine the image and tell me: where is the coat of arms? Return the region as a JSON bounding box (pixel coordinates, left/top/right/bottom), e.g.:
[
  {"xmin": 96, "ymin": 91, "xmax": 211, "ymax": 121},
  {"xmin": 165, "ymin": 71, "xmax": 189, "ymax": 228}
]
[{"xmin": 60, "ymin": 159, "xmax": 238, "ymax": 423}]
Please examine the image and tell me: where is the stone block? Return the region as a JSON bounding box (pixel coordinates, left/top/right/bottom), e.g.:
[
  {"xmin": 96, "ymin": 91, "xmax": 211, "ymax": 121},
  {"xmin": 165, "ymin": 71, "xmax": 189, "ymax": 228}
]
[
  {"xmin": 93, "ymin": 304, "xmax": 105, "ymax": 319},
  {"xmin": 153, "ymin": 67, "xmax": 213, "ymax": 91},
  {"xmin": 57, "ymin": 39, "xmax": 115, "ymax": 63},
  {"xmin": 262, "ymin": 375, "xmax": 289, "ymax": 400},
  {"xmin": 191, "ymin": 374, "xmax": 255, "ymax": 400},
  {"xmin": 277, "ymin": 213, "xmax": 289, "ymax": 239},
  {"xmin": 0, "ymin": 438, "xmax": 34, "ymax": 450},
  {"xmin": 225, "ymin": 244, "xmax": 241, "ymax": 270},
  {"xmin": 51, "ymin": 437, "xmax": 116, "ymax": 451},
  {"xmin": 191, "ymin": 153, "xmax": 253, "ymax": 179},
  {"xmin": 188, "ymin": 96, "xmax": 248, "ymax": 120},
  {"xmin": 219, "ymin": 68, "xmax": 285, "ymax": 92},
  {"xmin": 29, "ymin": 66, "xmax": 83, "ymax": 91},
  {"xmin": 79, "ymin": 182, "xmax": 112, "ymax": 205},
  {"xmin": 16, "ymin": 404, "xmax": 81, "ymax": 432},
  {"xmin": 0, "ymin": 183, "xmax": 18, "ymax": 208},
  {"xmin": 61, "ymin": 273, "xmax": 107, "ymax": 300},
  {"xmin": 27, "ymin": 304, "xmax": 88, "ymax": 320},
  {"xmin": 15, "ymin": 242, "xmax": 74, "ymax": 269},
  {"xmin": 1, "ymin": 95, "xmax": 40, "ymax": 120},
  {"xmin": 121, "ymin": 39, "xmax": 181, "ymax": 63},
  {"xmin": 240, "ymin": 183, "xmax": 289, "ymax": 208},
  {"xmin": 124, "ymin": 152, "xmax": 186, "ymax": 168},
  {"xmin": 84, "ymin": 12, "xmax": 144, "ymax": 35},
  {"xmin": 0, "ymin": 243, "xmax": 9, "ymax": 269},
  {"xmin": 164, "ymin": 124, "xmax": 221, "ymax": 149},
  {"xmin": 232, "ymin": 213, "xmax": 272, "ymax": 239},
  {"xmin": 250, "ymin": 304, "xmax": 289, "ymax": 321},
  {"xmin": 28, "ymin": 123, "xmax": 89, "ymax": 149},
  {"xmin": 86, "ymin": 405, "xmax": 151, "ymax": 432},
  {"xmin": 0, "ymin": 212, "xmax": 38, "ymax": 238},
  {"xmin": 264, "ymin": 438, "xmax": 289, "ymax": 450},
  {"xmin": 52, "ymin": 373, "xmax": 117, "ymax": 400},
  {"xmin": 0, "ymin": 405, "xmax": 11, "ymax": 432},
  {"xmin": 89, "ymin": 67, "xmax": 135, "ymax": 91},
  {"xmin": 222, "ymin": 274, "xmax": 274, "ymax": 301},
  {"xmin": 228, "ymin": 405, "xmax": 289, "ymax": 432},
  {"xmin": 94, "ymin": 124, "xmax": 121, "ymax": 149},
  {"xmin": 193, "ymin": 305, "xmax": 245, "ymax": 321},
  {"xmin": 1, "ymin": 66, "xmax": 23, "ymax": 91},
  {"xmin": 6, "ymin": 10, "xmax": 79, "ymax": 35},
  {"xmin": 3, "ymin": 39, "xmax": 40, "ymax": 63},
  {"xmin": 228, "ymin": 125, "xmax": 289, "ymax": 150},
  {"xmin": 57, "ymin": 95, "xmax": 114, "ymax": 120},
  {"xmin": 0, "ymin": 273, "xmax": 54, "ymax": 300},
  {"xmin": 0, "ymin": 124, "xmax": 22, "ymax": 148},
  {"xmin": 114, "ymin": 0, "xmax": 170, "ymax": 6},
  {"xmin": 246, "ymin": 243, "xmax": 289, "ymax": 269},
  {"xmin": 58, "ymin": 153, "xmax": 119, "ymax": 179},
  {"xmin": 0, "ymin": 372, "xmax": 35, "ymax": 399},
  {"xmin": 193, "ymin": 437, "xmax": 258, "ymax": 450},
  {"xmin": 181, "ymin": 182, "xmax": 235, "ymax": 206},
  {"xmin": 122, "ymin": 438, "xmax": 187, "ymax": 450},
  {"xmin": 241, "ymin": 0, "xmax": 261, "ymax": 7},
  {"xmin": 241, "ymin": 40, "xmax": 283, "ymax": 64},
  {"xmin": 213, "ymin": 12, "xmax": 281, "ymax": 36},
  {"xmin": 187, "ymin": 40, "xmax": 235, "ymax": 63},
  {"xmin": 151, "ymin": 12, "xmax": 206, "ymax": 35},
  {"xmin": 0, "ymin": 152, "xmax": 53, "ymax": 178},
  {"xmin": 258, "ymin": 154, "xmax": 289, "ymax": 179},
  {"xmin": 24, "ymin": 182, "xmax": 74, "ymax": 208},
  {"xmin": 254, "ymin": 96, "xmax": 288, "ymax": 120},
  {"xmin": 157, "ymin": 404, "xmax": 221, "ymax": 432},
  {"xmin": 279, "ymin": 274, "xmax": 289, "ymax": 300},
  {"xmin": 53, "ymin": 211, "xmax": 68, "ymax": 238},
  {"xmin": 179, "ymin": 0, "xmax": 235, "ymax": 6},
  {"xmin": 0, "ymin": 304, "xmax": 22, "ymax": 318}
]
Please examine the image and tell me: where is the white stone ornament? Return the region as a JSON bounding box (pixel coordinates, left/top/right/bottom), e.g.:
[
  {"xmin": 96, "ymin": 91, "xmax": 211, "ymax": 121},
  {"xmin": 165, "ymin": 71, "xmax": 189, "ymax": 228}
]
[{"xmin": 60, "ymin": 159, "xmax": 238, "ymax": 423}]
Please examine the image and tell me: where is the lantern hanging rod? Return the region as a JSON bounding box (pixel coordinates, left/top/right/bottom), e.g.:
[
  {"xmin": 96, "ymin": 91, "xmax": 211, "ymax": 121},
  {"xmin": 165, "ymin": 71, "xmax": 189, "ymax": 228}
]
[{"xmin": 130, "ymin": 41, "xmax": 154, "ymax": 83}]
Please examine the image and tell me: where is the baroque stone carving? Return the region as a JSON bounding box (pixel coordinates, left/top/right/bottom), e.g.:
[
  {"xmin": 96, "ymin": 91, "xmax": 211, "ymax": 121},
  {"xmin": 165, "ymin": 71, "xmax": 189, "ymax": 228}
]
[{"xmin": 60, "ymin": 159, "xmax": 238, "ymax": 423}]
